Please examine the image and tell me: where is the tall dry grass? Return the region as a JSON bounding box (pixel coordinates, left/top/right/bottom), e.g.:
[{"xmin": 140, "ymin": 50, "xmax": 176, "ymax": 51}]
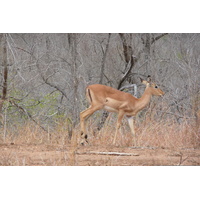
[
  {"xmin": 85, "ymin": 113, "xmax": 200, "ymax": 149},
  {"xmin": 0, "ymin": 114, "xmax": 199, "ymax": 166},
  {"xmin": 0, "ymin": 120, "xmax": 79, "ymax": 166},
  {"xmin": 0, "ymin": 113, "xmax": 199, "ymax": 149}
]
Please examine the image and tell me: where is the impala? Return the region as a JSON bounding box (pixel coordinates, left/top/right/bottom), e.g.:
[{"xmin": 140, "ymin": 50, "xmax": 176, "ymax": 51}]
[{"xmin": 80, "ymin": 77, "xmax": 164, "ymax": 145}]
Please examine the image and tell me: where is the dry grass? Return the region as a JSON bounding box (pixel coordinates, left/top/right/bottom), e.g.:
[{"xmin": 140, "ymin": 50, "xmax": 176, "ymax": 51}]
[
  {"xmin": 1, "ymin": 115, "xmax": 199, "ymax": 149},
  {"xmin": 0, "ymin": 115, "xmax": 199, "ymax": 166},
  {"xmin": 86, "ymin": 115, "xmax": 200, "ymax": 149}
]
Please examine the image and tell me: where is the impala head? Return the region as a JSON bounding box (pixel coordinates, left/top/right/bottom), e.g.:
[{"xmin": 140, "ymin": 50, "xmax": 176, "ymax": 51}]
[{"xmin": 140, "ymin": 77, "xmax": 165, "ymax": 96}]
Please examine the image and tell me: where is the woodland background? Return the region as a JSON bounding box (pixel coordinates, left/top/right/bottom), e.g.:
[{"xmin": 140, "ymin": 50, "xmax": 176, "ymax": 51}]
[{"xmin": 0, "ymin": 33, "xmax": 199, "ymax": 143}]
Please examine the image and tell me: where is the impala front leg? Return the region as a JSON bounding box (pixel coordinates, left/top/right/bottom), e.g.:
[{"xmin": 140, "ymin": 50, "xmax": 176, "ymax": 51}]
[
  {"xmin": 113, "ymin": 110, "xmax": 124, "ymax": 145},
  {"xmin": 80, "ymin": 108, "xmax": 91, "ymax": 145}
]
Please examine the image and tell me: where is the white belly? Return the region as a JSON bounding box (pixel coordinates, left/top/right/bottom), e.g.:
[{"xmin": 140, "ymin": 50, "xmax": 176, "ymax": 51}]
[{"xmin": 104, "ymin": 105, "xmax": 118, "ymax": 112}]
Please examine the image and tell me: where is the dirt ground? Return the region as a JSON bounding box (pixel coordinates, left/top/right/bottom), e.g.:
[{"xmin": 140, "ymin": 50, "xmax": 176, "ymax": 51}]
[{"xmin": 0, "ymin": 143, "xmax": 200, "ymax": 166}]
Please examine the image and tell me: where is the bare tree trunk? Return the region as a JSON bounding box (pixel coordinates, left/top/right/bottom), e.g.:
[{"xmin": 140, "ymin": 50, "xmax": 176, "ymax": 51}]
[
  {"xmin": 45, "ymin": 34, "xmax": 51, "ymax": 60},
  {"xmin": 97, "ymin": 33, "xmax": 138, "ymax": 131},
  {"xmin": 141, "ymin": 33, "xmax": 151, "ymax": 75},
  {"xmin": 2, "ymin": 35, "xmax": 8, "ymax": 101},
  {"xmin": 71, "ymin": 33, "xmax": 79, "ymax": 125},
  {"xmin": 0, "ymin": 34, "xmax": 8, "ymax": 113},
  {"xmin": 0, "ymin": 34, "xmax": 8, "ymax": 132},
  {"xmin": 99, "ymin": 33, "xmax": 111, "ymax": 84},
  {"xmin": 96, "ymin": 33, "xmax": 168, "ymax": 132},
  {"xmin": 117, "ymin": 33, "xmax": 137, "ymax": 89},
  {"xmin": 96, "ymin": 34, "xmax": 112, "ymax": 131},
  {"xmin": 141, "ymin": 33, "xmax": 168, "ymax": 76},
  {"xmin": 67, "ymin": 33, "xmax": 80, "ymax": 139}
]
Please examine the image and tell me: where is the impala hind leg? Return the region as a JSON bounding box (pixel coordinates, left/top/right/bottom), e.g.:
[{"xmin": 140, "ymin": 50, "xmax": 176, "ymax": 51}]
[
  {"xmin": 80, "ymin": 105, "xmax": 102, "ymax": 145},
  {"xmin": 127, "ymin": 116, "xmax": 137, "ymax": 146},
  {"xmin": 113, "ymin": 111, "xmax": 124, "ymax": 145}
]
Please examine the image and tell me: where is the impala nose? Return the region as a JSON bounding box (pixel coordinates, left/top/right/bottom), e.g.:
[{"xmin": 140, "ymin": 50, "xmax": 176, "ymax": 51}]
[{"xmin": 160, "ymin": 90, "xmax": 165, "ymax": 96}]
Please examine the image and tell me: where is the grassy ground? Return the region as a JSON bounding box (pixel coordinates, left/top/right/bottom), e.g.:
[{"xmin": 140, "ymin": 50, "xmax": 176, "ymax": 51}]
[{"xmin": 0, "ymin": 115, "xmax": 199, "ymax": 166}]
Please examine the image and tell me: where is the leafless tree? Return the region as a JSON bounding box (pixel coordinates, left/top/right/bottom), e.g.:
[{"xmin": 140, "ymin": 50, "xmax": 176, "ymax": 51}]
[{"xmin": 0, "ymin": 33, "xmax": 199, "ymax": 142}]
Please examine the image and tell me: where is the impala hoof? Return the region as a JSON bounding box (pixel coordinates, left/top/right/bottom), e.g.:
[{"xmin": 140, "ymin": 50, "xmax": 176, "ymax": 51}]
[
  {"xmin": 80, "ymin": 142, "xmax": 85, "ymax": 146},
  {"xmin": 80, "ymin": 138, "xmax": 89, "ymax": 146}
]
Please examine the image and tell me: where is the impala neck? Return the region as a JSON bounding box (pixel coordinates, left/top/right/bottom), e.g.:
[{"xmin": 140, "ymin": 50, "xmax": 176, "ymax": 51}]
[{"xmin": 135, "ymin": 87, "xmax": 153, "ymax": 112}]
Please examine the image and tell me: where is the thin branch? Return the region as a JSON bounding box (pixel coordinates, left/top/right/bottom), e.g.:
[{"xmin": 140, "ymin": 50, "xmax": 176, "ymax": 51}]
[
  {"xmin": 42, "ymin": 77, "xmax": 69, "ymax": 101},
  {"xmin": 151, "ymin": 33, "xmax": 168, "ymax": 45},
  {"xmin": 76, "ymin": 151, "xmax": 139, "ymax": 156},
  {"xmin": 9, "ymin": 100, "xmax": 48, "ymax": 132},
  {"xmin": 117, "ymin": 57, "xmax": 137, "ymax": 89},
  {"xmin": 178, "ymin": 155, "xmax": 189, "ymax": 166},
  {"xmin": 119, "ymin": 84, "xmax": 138, "ymax": 97},
  {"xmin": 14, "ymin": 46, "xmax": 35, "ymax": 58},
  {"xmin": 36, "ymin": 63, "xmax": 69, "ymax": 101}
]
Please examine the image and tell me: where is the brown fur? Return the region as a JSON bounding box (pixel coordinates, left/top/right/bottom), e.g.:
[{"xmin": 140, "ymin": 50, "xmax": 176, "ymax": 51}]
[{"xmin": 80, "ymin": 79, "xmax": 164, "ymax": 145}]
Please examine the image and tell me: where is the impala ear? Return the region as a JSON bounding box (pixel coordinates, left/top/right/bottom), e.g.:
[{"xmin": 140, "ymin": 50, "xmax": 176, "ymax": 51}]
[
  {"xmin": 140, "ymin": 78, "xmax": 149, "ymax": 86},
  {"xmin": 147, "ymin": 75, "xmax": 151, "ymax": 82}
]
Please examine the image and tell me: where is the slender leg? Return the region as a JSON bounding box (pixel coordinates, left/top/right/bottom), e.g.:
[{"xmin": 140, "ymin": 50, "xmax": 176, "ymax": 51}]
[
  {"xmin": 80, "ymin": 106, "xmax": 92, "ymax": 135},
  {"xmin": 127, "ymin": 116, "xmax": 135, "ymax": 136},
  {"xmin": 80, "ymin": 105, "xmax": 102, "ymax": 145},
  {"xmin": 113, "ymin": 111, "xmax": 124, "ymax": 144},
  {"xmin": 126, "ymin": 116, "xmax": 137, "ymax": 146}
]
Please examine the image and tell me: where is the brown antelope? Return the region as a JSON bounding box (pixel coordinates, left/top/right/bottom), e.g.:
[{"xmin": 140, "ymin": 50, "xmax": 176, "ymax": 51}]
[{"xmin": 80, "ymin": 77, "xmax": 164, "ymax": 145}]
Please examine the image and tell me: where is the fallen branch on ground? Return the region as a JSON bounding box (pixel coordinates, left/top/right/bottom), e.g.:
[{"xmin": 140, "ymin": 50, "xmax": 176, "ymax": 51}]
[{"xmin": 76, "ymin": 151, "xmax": 139, "ymax": 156}]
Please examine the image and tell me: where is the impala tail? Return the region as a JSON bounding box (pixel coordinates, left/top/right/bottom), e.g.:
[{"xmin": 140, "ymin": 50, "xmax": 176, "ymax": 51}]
[{"xmin": 86, "ymin": 88, "xmax": 93, "ymax": 103}]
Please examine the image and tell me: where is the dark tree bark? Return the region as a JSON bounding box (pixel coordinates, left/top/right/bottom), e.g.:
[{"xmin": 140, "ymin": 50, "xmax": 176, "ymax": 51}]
[
  {"xmin": 99, "ymin": 33, "xmax": 111, "ymax": 84},
  {"xmin": 0, "ymin": 34, "xmax": 8, "ymax": 113},
  {"xmin": 117, "ymin": 33, "xmax": 138, "ymax": 89},
  {"xmin": 141, "ymin": 33, "xmax": 168, "ymax": 75},
  {"xmin": 71, "ymin": 33, "xmax": 79, "ymax": 126}
]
